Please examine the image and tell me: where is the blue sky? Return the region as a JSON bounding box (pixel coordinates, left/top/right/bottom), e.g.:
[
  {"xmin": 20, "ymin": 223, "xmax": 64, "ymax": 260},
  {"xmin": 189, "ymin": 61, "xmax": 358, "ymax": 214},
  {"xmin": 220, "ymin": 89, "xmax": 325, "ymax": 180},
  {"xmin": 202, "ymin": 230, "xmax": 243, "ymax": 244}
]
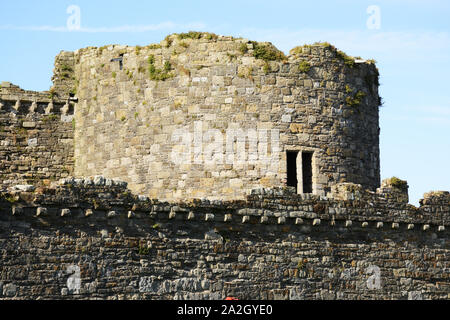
[{"xmin": 0, "ymin": 0, "xmax": 449, "ymax": 205}]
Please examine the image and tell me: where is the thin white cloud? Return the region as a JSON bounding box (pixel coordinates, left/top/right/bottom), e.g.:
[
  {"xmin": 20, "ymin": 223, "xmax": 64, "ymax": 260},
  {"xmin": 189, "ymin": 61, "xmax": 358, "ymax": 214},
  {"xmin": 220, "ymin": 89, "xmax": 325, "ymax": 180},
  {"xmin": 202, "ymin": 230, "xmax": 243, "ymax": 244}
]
[{"xmin": 0, "ymin": 21, "xmax": 206, "ymax": 33}]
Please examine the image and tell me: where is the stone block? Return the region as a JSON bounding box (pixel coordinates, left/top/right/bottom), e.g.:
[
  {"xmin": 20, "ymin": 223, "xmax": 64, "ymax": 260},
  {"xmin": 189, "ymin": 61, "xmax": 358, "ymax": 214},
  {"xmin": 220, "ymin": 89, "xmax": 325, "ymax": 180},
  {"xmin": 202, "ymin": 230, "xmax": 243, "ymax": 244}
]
[
  {"xmin": 2, "ymin": 283, "xmax": 17, "ymax": 297},
  {"xmin": 61, "ymin": 209, "xmax": 71, "ymax": 217},
  {"xmin": 22, "ymin": 122, "xmax": 36, "ymax": 128},
  {"xmin": 36, "ymin": 207, "xmax": 48, "ymax": 217}
]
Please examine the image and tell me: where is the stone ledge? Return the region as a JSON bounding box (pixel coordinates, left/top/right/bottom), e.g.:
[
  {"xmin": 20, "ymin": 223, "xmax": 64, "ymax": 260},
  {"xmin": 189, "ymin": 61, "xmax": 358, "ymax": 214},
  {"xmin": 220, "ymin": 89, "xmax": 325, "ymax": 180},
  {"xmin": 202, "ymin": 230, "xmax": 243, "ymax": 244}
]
[{"xmin": 1, "ymin": 179, "xmax": 448, "ymax": 229}]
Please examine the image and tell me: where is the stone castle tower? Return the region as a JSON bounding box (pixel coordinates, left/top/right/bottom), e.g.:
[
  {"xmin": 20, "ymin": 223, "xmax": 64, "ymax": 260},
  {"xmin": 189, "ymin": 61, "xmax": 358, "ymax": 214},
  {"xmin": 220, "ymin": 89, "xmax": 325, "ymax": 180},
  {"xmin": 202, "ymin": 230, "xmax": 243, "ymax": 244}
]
[
  {"xmin": 0, "ymin": 32, "xmax": 448, "ymax": 301},
  {"xmin": 1, "ymin": 32, "xmax": 381, "ymax": 201}
]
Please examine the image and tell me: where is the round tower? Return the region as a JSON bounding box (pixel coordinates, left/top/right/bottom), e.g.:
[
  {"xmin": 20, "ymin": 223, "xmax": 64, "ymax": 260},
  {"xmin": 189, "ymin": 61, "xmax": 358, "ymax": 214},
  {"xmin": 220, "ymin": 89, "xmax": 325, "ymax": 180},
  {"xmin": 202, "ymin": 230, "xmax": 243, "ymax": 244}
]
[{"xmin": 63, "ymin": 32, "xmax": 380, "ymax": 201}]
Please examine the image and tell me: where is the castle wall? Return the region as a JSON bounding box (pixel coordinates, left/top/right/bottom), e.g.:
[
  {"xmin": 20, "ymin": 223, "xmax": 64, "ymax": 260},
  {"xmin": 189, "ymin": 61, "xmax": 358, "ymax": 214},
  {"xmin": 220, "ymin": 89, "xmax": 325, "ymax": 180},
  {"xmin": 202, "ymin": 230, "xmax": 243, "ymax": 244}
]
[
  {"xmin": 0, "ymin": 183, "xmax": 448, "ymax": 300},
  {"xmin": 0, "ymin": 33, "xmax": 447, "ymax": 301},
  {"xmin": 0, "ymin": 83, "xmax": 74, "ymax": 188},
  {"xmin": 69, "ymin": 34, "xmax": 380, "ymax": 201}
]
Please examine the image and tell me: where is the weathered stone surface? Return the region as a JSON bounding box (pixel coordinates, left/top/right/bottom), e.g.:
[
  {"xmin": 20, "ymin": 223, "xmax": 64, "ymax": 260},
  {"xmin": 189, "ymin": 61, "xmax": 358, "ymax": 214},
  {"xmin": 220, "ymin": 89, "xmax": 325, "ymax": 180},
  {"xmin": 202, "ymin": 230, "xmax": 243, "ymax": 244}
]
[
  {"xmin": 2, "ymin": 283, "xmax": 17, "ymax": 297},
  {"xmin": 22, "ymin": 121, "xmax": 36, "ymax": 128},
  {"xmin": 0, "ymin": 33, "xmax": 448, "ymax": 301},
  {"xmin": 11, "ymin": 185, "xmax": 35, "ymax": 192},
  {"xmin": 0, "ymin": 83, "xmax": 74, "ymax": 187},
  {"xmin": 56, "ymin": 34, "xmax": 382, "ymax": 201},
  {"xmin": 0, "ymin": 183, "xmax": 446, "ymax": 300}
]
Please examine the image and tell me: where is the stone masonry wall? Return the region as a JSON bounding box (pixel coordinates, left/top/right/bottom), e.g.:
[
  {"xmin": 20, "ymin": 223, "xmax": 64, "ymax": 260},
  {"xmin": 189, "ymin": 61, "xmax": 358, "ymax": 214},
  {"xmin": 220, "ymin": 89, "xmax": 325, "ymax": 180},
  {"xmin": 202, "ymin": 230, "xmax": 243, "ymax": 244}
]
[
  {"xmin": 68, "ymin": 33, "xmax": 381, "ymax": 201},
  {"xmin": 2, "ymin": 33, "xmax": 446, "ymax": 301},
  {"xmin": 0, "ymin": 180, "xmax": 448, "ymax": 300},
  {"xmin": 0, "ymin": 82, "xmax": 74, "ymax": 188}
]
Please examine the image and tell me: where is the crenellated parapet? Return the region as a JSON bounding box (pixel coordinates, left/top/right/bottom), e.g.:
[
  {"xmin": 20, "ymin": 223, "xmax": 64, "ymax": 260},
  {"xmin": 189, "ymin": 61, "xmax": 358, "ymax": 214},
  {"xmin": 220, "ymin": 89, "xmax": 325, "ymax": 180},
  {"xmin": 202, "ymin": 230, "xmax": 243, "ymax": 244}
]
[
  {"xmin": 0, "ymin": 82, "xmax": 74, "ymax": 117},
  {"xmin": 2, "ymin": 177, "xmax": 448, "ymax": 232},
  {"xmin": 420, "ymin": 191, "xmax": 450, "ymax": 224},
  {"xmin": 0, "ymin": 179, "xmax": 448, "ymax": 300},
  {"xmin": 0, "ymin": 82, "xmax": 75, "ymax": 189}
]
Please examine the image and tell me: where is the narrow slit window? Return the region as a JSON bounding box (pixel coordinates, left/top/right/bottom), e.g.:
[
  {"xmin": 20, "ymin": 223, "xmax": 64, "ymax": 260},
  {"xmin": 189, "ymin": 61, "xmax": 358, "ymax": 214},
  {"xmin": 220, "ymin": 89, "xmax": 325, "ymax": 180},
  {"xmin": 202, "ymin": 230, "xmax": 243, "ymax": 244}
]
[
  {"xmin": 302, "ymin": 151, "xmax": 313, "ymax": 193},
  {"xmin": 110, "ymin": 54, "xmax": 124, "ymax": 70},
  {"xmin": 286, "ymin": 151, "xmax": 298, "ymax": 193}
]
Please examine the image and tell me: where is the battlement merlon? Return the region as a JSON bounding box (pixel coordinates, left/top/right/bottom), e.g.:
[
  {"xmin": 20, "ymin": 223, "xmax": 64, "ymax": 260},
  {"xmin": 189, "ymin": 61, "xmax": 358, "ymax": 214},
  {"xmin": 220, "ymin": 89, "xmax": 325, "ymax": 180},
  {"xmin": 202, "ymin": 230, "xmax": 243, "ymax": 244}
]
[{"xmin": 50, "ymin": 50, "xmax": 76, "ymax": 100}]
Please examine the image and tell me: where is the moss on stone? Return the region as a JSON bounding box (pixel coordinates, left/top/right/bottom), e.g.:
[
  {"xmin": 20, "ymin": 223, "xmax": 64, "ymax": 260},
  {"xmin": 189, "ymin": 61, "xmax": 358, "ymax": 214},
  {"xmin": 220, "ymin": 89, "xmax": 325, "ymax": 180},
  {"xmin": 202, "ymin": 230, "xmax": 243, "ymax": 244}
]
[
  {"xmin": 146, "ymin": 44, "xmax": 162, "ymax": 50},
  {"xmin": 290, "ymin": 42, "xmax": 356, "ymax": 68},
  {"xmin": 263, "ymin": 62, "xmax": 271, "ymax": 74},
  {"xmin": 43, "ymin": 114, "xmax": 59, "ymax": 122},
  {"xmin": 4, "ymin": 195, "xmax": 18, "ymax": 204},
  {"xmin": 290, "ymin": 42, "xmax": 331, "ymax": 55},
  {"xmin": 135, "ymin": 46, "xmax": 142, "ymax": 56},
  {"xmin": 251, "ymin": 42, "xmax": 286, "ymax": 62},
  {"xmin": 239, "ymin": 43, "xmax": 249, "ymax": 54},
  {"xmin": 179, "ymin": 41, "xmax": 189, "ymax": 49},
  {"xmin": 163, "ymin": 61, "xmax": 172, "ymax": 72},
  {"xmin": 289, "ymin": 46, "xmax": 304, "ymax": 55},
  {"xmin": 298, "ymin": 60, "xmax": 311, "ymax": 73},
  {"xmin": 98, "ymin": 45, "xmax": 108, "ymax": 55},
  {"xmin": 171, "ymin": 31, "xmax": 219, "ymax": 42},
  {"xmin": 137, "ymin": 66, "xmax": 145, "ymax": 74},
  {"xmin": 148, "ymin": 55, "xmax": 174, "ymax": 81},
  {"xmin": 48, "ymin": 88, "xmax": 57, "ymax": 100},
  {"xmin": 388, "ymin": 177, "xmax": 408, "ymax": 190},
  {"xmin": 346, "ymin": 90, "xmax": 366, "ymax": 108},
  {"xmin": 13, "ymin": 126, "xmax": 27, "ymax": 136},
  {"xmin": 138, "ymin": 245, "xmax": 150, "ymax": 255},
  {"xmin": 60, "ymin": 64, "xmax": 73, "ymax": 72},
  {"xmin": 337, "ymin": 50, "xmax": 356, "ymax": 68},
  {"xmin": 226, "ymin": 53, "xmax": 237, "ymax": 62}
]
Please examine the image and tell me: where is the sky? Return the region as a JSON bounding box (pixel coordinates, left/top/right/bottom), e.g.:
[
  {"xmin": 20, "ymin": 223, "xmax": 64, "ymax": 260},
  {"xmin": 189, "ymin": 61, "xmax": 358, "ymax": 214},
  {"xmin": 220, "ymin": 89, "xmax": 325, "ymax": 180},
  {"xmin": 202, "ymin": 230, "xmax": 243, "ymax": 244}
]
[{"xmin": 0, "ymin": 0, "xmax": 449, "ymax": 205}]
